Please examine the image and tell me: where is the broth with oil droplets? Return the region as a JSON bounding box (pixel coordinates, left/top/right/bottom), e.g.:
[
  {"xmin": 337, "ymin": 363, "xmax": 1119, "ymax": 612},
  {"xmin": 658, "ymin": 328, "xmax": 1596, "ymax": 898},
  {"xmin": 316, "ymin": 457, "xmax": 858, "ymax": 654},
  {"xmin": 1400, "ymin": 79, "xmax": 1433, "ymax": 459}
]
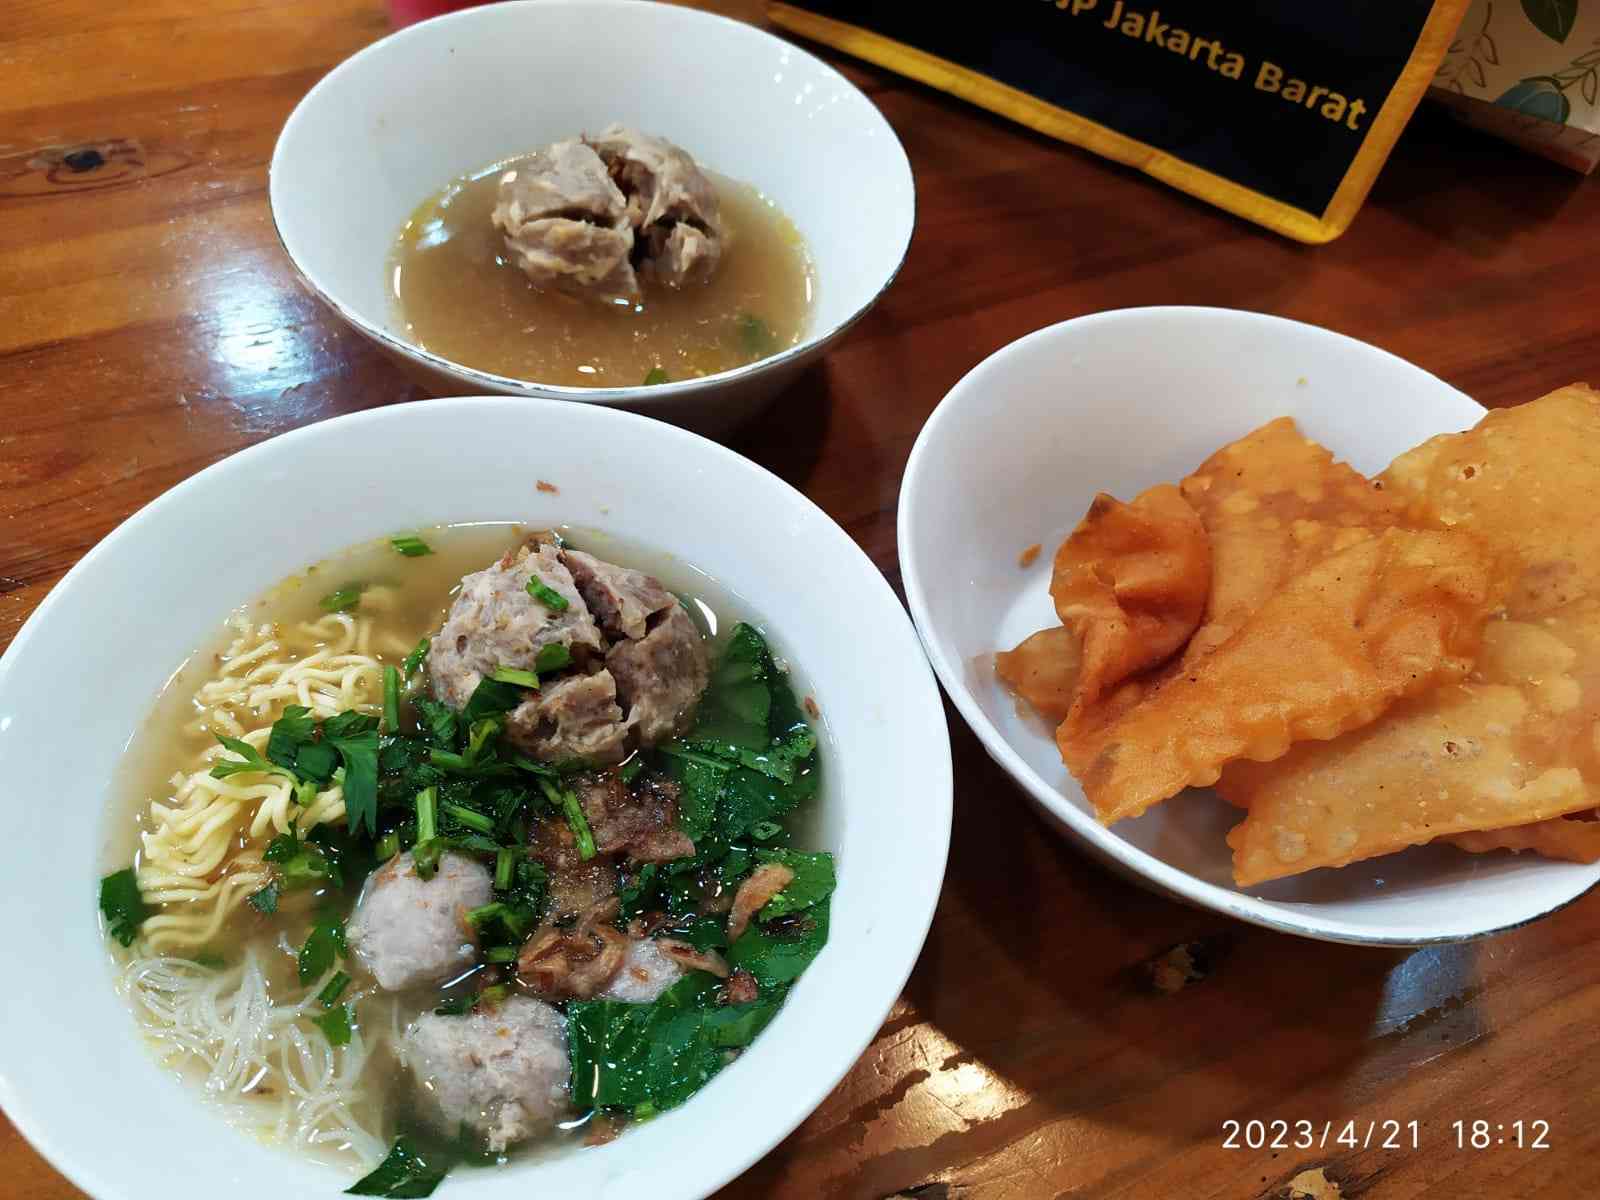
[{"xmin": 389, "ymin": 160, "xmax": 816, "ymax": 387}]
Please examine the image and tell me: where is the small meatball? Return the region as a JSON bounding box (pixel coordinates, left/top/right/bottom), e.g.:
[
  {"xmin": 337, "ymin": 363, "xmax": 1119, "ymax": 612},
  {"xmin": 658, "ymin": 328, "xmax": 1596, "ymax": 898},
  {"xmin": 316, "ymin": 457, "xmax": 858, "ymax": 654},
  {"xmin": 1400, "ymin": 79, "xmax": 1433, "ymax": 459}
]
[
  {"xmin": 607, "ymin": 605, "xmax": 711, "ymax": 744},
  {"xmin": 600, "ymin": 937, "xmax": 685, "ymax": 1004},
  {"xmin": 562, "ymin": 549, "xmax": 677, "ymax": 642},
  {"xmin": 491, "ymin": 139, "xmax": 638, "ymax": 298},
  {"xmin": 506, "ymin": 670, "xmax": 631, "ymax": 766},
  {"xmin": 401, "ymin": 997, "xmax": 571, "ymax": 1152},
  {"xmin": 585, "ymin": 125, "xmax": 724, "ymax": 287},
  {"xmin": 579, "ymin": 773, "xmax": 695, "ymax": 863},
  {"xmin": 347, "ymin": 852, "xmax": 492, "ymax": 991},
  {"xmin": 427, "ymin": 543, "xmax": 602, "ymax": 710}
]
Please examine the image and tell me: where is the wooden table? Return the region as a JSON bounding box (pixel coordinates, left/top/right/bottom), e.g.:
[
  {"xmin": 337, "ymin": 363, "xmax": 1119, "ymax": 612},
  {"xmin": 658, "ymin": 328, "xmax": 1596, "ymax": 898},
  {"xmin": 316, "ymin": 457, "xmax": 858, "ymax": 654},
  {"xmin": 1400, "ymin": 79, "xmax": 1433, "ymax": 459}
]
[{"xmin": 4, "ymin": 2, "xmax": 1599, "ymax": 1196}]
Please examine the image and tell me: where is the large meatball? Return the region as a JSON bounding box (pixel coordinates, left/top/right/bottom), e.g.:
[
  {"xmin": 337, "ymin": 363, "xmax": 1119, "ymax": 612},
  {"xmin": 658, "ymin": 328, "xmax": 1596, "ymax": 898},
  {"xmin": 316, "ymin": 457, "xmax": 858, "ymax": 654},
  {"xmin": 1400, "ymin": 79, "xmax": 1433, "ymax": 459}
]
[
  {"xmin": 400, "ymin": 997, "xmax": 571, "ymax": 1152},
  {"xmin": 491, "ymin": 139, "xmax": 638, "ymax": 298},
  {"xmin": 426, "ymin": 542, "xmax": 602, "ymax": 711},
  {"xmin": 346, "ymin": 851, "xmax": 492, "ymax": 992},
  {"xmin": 427, "ymin": 543, "xmax": 712, "ymax": 768}
]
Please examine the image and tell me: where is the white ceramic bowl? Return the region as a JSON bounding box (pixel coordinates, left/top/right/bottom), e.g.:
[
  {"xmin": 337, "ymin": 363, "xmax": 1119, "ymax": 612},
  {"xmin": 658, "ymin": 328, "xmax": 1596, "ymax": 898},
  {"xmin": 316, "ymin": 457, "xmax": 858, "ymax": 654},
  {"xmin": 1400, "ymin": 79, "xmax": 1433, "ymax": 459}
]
[
  {"xmin": 899, "ymin": 306, "xmax": 1600, "ymax": 946},
  {"xmin": 0, "ymin": 398, "xmax": 951, "ymax": 1198},
  {"xmin": 269, "ymin": 0, "xmax": 914, "ymax": 434}
]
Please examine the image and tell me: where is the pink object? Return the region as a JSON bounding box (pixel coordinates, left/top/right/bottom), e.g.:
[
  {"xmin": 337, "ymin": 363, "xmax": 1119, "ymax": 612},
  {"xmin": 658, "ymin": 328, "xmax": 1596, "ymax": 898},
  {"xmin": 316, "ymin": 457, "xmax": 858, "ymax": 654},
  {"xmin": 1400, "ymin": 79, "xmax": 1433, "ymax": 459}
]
[{"xmin": 388, "ymin": 0, "xmax": 491, "ymax": 28}]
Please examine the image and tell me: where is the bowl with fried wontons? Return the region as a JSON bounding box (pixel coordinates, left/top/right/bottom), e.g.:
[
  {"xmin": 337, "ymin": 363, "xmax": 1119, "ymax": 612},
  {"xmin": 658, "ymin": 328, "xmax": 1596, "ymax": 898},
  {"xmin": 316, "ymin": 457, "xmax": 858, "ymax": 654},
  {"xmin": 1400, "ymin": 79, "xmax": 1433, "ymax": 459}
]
[{"xmin": 900, "ymin": 306, "xmax": 1600, "ymax": 944}]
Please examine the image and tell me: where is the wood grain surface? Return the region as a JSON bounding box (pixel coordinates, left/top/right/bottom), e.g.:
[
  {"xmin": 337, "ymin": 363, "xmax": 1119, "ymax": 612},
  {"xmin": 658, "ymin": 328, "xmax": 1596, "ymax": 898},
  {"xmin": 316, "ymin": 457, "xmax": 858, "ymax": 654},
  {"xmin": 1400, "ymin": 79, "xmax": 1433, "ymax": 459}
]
[{"xmin": 4, "ymin": 2, "xmax": 1599, "ymax": 1197}]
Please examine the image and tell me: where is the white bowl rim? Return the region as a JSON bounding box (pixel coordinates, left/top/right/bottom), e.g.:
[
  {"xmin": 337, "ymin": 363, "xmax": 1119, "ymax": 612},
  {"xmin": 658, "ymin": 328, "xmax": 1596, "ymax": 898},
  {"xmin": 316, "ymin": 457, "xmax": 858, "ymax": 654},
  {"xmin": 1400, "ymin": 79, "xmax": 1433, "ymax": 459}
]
[
  {"xmin": 897, "ymin": 304, "xmax": 1599, "ymax": 948},
  {"xmin": 266, "ymin": 0, "xmax": 917, "ymax": 407},
  {"xmin": 0, "ymin": 394, "xmax": 953, "ymax": 1199}
]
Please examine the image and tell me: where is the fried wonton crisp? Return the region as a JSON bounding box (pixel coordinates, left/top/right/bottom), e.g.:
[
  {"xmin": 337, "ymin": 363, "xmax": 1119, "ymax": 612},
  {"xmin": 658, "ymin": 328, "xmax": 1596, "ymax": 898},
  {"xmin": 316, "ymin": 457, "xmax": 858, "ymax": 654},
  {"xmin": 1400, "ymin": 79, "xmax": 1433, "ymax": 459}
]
[
  {"xmin": 1224, "ymin": 386, "xmax": 1600, "ymax": 883},
  {"xmin": 1177, "ymin": 416, "xmax": 1406, "ymax": 661},
  {"xmin": 996, "ymin": 484, "xmax": 1209, "ymax": 725},
  {"xmin": 1074, "ymin": 527, "xmax": 1503, "ymax": 825}
]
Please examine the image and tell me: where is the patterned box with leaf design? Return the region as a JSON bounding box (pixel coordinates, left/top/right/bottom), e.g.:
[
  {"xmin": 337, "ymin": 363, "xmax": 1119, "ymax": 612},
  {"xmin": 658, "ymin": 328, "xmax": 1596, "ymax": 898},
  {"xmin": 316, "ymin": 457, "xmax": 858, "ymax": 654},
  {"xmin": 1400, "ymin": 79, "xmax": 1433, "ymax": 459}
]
[{"xmin": 1433, "ymin": 0, "xmax": 1600, "ymax": 172}]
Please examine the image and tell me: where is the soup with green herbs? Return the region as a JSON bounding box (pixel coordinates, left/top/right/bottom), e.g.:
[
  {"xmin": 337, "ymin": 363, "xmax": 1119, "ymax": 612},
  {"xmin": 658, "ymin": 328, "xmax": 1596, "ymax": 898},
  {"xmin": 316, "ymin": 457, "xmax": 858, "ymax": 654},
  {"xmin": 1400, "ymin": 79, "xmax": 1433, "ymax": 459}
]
[{"xmin": 101, "ymin": 523, "xmax": 831, "ymax": 1190}]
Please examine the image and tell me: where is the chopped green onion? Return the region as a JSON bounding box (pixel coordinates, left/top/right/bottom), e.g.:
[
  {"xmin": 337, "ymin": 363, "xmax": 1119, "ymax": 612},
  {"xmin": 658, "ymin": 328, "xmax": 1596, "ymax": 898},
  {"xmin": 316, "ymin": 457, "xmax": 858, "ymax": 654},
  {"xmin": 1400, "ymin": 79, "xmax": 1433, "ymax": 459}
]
[
  {"xmin": 412, "ymin": 837, "xmax": 446, "ymax": 880},
  {"xmin": 319, "ymin": 585, "xmax": 364, "ymax": 614},
  {"xmin": 483, "ymin": 945, "xmax": 519, "ymax": 964},
  {"xmin": 465, "ymin": 718, "xmax": 500, "ymax": 763},
  {"xmin": 495, "ymin": 848, "xmax": 515, "ymax": 891},
  {"xmin": 416, "ymin": 787, "xmax": 438, "ymax": 845},
  {"xmin": 490, "ymin": 666, "xmax": 540, "ymax": 689},
  {"xmin": 390, "ymin": 535, "xmax": 433, "ymax": 558},
  {"xmin": 466, "ymin": 902, "xmax": 507, "ymax": 928},
  {"xmin": 442, "ymin": 802, "xmax": 495, "ymax": 835},
  {"xmin": 534, "ymin": 643, "xmax": 571, "ymax": 674},
  {"xmin": 434, "ymin": 995, "xmax": 474, "ymax": 1017},
  {"xmin": 375, "ymin": 830, "xmax": 400, "ymax": 861},
  {"xmin": 560, "ymin": 787, "xmax": 596, "ymax": 861},
  {"xmin": 318, "ymin": 970, "xmax": 351, "ymax": 1008},
  {"xmin": 525, "ymin": 577, "xmax": 569, "ymax": 611},
  {"xmin": 382, "ymin": 665, "xmax": 401, "ymax": 733},
  {"xmin": 643, "ymin": 367, "xmax": 669, "ymax": 386},
  {"xmin": 736, "ymin": 313, "xmax": 778, "ymax": 357},
  {"xmin": 403, "ymin": 637, "xmax": 430, "ymax": 679},
  {"xmin": 428, "ymin": 749, "xmax": 471, "ymax": 772}
]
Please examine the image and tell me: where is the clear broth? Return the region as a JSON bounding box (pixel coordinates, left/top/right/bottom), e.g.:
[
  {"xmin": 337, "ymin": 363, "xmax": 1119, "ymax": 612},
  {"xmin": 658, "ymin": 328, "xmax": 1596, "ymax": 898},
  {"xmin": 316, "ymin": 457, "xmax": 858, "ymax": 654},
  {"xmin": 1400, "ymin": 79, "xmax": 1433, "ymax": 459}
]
[
  {"xmin": 106, "ymin": 523, "xmax": 829, "ymax": 1172},
  {"xmin": 388, "ymin": 161, "xmax": 816, "ymax": 387}
]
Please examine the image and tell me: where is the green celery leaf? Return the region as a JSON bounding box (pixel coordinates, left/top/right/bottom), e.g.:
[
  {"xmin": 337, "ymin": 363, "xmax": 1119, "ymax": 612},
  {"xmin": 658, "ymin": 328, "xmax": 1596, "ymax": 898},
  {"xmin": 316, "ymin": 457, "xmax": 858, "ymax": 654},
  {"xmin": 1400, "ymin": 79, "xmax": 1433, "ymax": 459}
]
[
  {"xmin": 265, "ymin": 705, "xmax": 319, "ymax": 773},
  {"xmin": 98, "ymin": 867, "xmax": 149, "ymax": 947},
  {"xmin": 209, "ymin": 735, "xmax": 299, "ymax": 785},
  {"xmin": 247, "ymin": 881, "xmax": 281, "ymax": 914},
  {"xmin": 345, "ymin": 1137, "xmax": 452, "ymax": 1198},
  {"xmin": 298, "ymin": 910, "xmax": 346, "ymax": 986},
  {"xmin": 462, "ymin": 677, "xmax": 526, "ymax": 725},
  {"xmin": 325, "ymin": 712, "xmax": 380, "ymax": 837},
  {"xmin": 315, "ymin": 1003, "xmax": 354, "ymax": 1046}
]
